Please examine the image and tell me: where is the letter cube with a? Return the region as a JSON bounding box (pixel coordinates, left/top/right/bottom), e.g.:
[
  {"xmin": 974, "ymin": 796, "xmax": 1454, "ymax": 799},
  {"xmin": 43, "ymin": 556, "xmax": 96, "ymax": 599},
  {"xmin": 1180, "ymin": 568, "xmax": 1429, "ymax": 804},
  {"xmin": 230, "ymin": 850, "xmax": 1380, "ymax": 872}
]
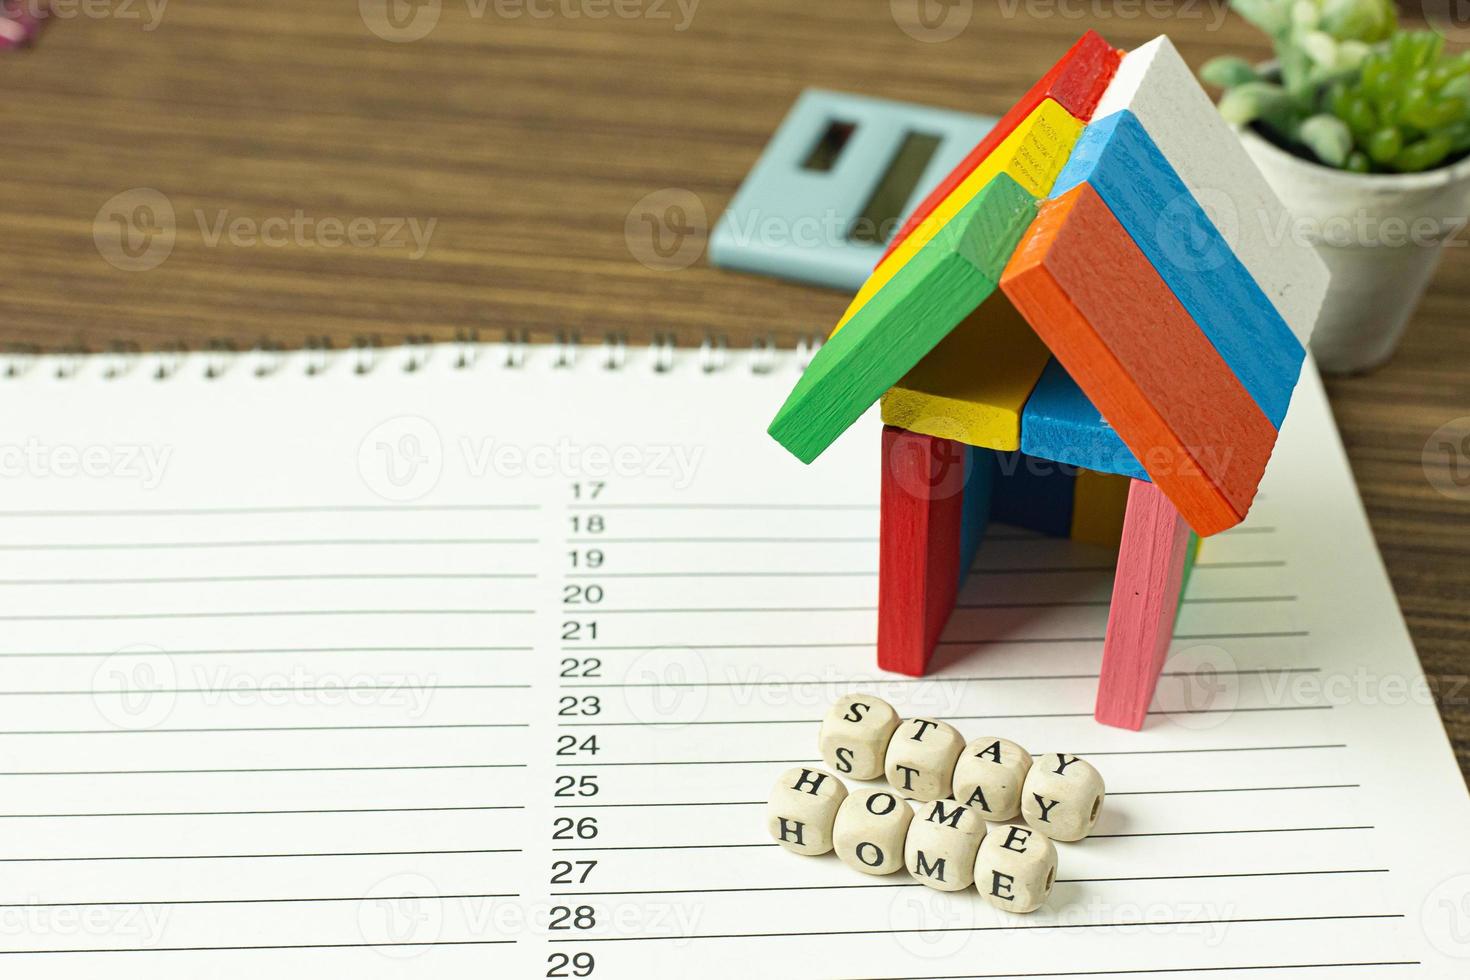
[{"xmin": 952, "ymin": 736, "xmax": 1033, "ymax": 821}]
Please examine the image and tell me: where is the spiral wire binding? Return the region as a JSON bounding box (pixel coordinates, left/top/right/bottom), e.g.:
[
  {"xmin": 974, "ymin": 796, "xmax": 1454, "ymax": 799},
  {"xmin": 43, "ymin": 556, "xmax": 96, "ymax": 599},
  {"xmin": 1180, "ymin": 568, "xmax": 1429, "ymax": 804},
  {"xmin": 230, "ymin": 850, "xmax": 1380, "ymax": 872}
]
[{"xmin": 0, "ymin": 331, "xmax": 826, "ymax": 381}]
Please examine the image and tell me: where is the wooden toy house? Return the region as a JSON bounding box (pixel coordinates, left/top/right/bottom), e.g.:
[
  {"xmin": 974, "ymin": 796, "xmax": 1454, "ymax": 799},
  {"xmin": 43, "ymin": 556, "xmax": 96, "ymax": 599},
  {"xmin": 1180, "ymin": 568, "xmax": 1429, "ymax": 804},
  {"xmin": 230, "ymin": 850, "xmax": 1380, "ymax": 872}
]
[{"xmin": 766, "ymin": 32, "xmax": 1331, "ymax": 730}]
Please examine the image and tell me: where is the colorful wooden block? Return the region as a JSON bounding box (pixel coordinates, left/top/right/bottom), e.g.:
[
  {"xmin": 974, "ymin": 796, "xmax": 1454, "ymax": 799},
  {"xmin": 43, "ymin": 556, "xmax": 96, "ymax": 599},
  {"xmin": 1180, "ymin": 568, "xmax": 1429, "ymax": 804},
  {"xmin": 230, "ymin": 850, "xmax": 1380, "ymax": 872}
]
[
  {"xmin": 880, "ymin": 30, "xmax": 1121, "ymax": 264},
  {"xmin": 991, "ymin": 451, "xmax": 1076, "ymax": 538},
  {"xmin": 1021, "ymin": 358, "xmax": 1145, "ymax": 480},
  {"xmin": 769, "ymin": 173, "xmax": 1036, "ymax": 464},
  {"xmin": 1000, "ymin": 183, "xmax": 1277, "ymax": 536},
  {"xmin": 878, "ymin": 426, "xmax": 967, "ymax": 676},
  {"xmin": 957, "ymin": 446, "xmax": 994, "ymax": 588},
  {"xmin": 1051, "ymin": 110, "xmax": 1304, "ymax": 427},
  {"xmin": 1095, "ymin": 480, "xmax": 1192, "ymax": 730},
  {"xmin": 879, "ymin": 291, "xmax": 1051, "ymax": 451},
  {"xmin": 830, "ymin": 98, "xmax": 1085, "ymax": 336},
  {"xmin": 1070, "ymin": 467, "xmax": 1132, "ymax": 550},
  {"xmin": 708, "ymin": 90, "xmax": 998, "ymax": 290},
  {"xmin": 1093, "ymin": 36, "xmax": 1330, "ymax": 347}
]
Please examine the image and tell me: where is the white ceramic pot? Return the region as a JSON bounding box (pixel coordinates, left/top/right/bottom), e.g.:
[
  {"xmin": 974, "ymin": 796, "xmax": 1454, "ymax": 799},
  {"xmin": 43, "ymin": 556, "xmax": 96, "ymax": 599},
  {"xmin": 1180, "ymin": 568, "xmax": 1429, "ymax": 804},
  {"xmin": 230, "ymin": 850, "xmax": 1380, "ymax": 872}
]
[{"xmin": 1239, "ymin": 126, "xmax": 1470, "ymax": 374}]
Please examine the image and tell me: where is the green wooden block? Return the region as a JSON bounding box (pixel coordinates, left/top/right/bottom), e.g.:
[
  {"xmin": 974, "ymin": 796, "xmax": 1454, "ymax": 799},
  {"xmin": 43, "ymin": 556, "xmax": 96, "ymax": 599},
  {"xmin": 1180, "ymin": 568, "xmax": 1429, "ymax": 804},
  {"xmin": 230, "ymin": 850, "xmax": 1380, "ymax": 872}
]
[
  {"xmin": 1173, "ymin": 531, "xmax": 1201, "ymax": 629},
  {"xmin": 767, "ymin": 172, "xmax": 1038, "ymax": 465}
]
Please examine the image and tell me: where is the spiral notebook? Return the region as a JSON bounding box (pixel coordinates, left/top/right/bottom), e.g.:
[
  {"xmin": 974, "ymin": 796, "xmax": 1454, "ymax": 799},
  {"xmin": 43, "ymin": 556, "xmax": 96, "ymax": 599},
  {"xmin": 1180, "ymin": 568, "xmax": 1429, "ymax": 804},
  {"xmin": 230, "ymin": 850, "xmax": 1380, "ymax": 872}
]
[{"xmin": 2, "ymin": 339, "xmax": 1468, "ymax": 978}]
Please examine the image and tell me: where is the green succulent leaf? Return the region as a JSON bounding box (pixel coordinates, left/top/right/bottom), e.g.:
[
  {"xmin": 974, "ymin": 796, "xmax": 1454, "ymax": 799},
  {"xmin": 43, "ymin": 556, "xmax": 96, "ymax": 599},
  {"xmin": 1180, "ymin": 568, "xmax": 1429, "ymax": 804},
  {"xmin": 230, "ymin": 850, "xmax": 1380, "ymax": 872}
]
[
  {"xmin": 1366, "ymin": 126, "xmax": 1402, "ymax": 163},
  {"xmin": 1345, "ymin": 150, "xmax": 1373, "ymax": 172},
  {"xmin": 1300, "ymin": 113, "xmax": 1354, "ymax": 165},
  {"xmin": 1393, "ymin": 134, "xmax": 1454, "ymax": 172},
  {"xmin": 1201, "ymin": 56, "xmax": 1260, "ymax": 89}
]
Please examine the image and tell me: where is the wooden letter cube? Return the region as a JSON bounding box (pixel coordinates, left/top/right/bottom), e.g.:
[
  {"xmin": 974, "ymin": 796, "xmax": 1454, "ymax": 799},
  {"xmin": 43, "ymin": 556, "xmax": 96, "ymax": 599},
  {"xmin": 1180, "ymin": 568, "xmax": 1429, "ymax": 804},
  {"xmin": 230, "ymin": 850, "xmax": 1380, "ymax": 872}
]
[
  {"xmin": 767, "ymin": 766, "xmax": 848, "ymax": 856},
  {"xmin": 833, "ymin": 788, "xmax": 914, "ymax": 875},
  {"xmin": 952, "ymin": 736, "xmax": 1033, "ymax": 821},
  {"xmin": 903, "ymin": 799, "xmax": 986, "ymax": 892},
  {"xmin": 819, "ymin": 693, "xmax": 901, "ymax": 780},
  {"xmin": 1021, "ymin": 753, "xmax": 1105, "ymax": 842},
  {"xmin": 884, "ymin": 717, "xmax": 964, "ymax": 802},
  {"xmin": 975, "ymin": 824, "xmax": 1057, "ymax": 913}
]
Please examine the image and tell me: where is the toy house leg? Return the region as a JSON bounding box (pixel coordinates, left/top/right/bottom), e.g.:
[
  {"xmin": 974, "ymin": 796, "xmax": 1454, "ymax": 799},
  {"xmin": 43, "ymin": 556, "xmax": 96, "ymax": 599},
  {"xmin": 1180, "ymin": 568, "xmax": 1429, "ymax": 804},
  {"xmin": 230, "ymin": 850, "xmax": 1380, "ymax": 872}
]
[
  {"xmin": 877, "ymin": 426, "xmax": 968, "ymax": 676},
  {"xmin": 1095, "ymin": 479, "xmax": 1192, "ymax": 730}
]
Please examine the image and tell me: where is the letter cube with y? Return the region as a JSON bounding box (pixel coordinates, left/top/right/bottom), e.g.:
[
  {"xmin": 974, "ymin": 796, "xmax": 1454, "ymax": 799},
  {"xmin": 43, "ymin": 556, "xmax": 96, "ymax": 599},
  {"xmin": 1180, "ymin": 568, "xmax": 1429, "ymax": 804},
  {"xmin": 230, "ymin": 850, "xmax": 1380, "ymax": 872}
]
[
  {"xmin": 1022, "ymin": 753, "xmax": 1105, "ymax": 842},
  {"xmin": 834, "ymin": 788, "xmax": 914, "ymax": 875},
  {"xmin": 820, "ymin": 693, "xmax": 901, "ymax": 780},
  {"xmin": 976, "ymin": 824, "xmax": 1057, "ymax": 914},
  {"xmin": 904, "ymin": 799, "xmax": 986, "ymax": 891},
  {"xmin": 885, "ymin": 717, "xmax": 964, "ymax": 801},
  {"xmin": 952, "ymin": 736, "xmax": 1033, "ymax": 821},
  {"xmin": 767, "ymin": 766, "xmax": 848, "ymax": 855}
]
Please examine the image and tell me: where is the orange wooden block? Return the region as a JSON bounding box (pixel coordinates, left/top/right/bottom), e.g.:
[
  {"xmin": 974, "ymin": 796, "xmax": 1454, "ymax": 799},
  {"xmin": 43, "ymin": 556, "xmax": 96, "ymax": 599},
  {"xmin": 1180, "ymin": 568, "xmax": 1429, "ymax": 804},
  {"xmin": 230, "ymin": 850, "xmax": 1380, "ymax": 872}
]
[
  {"xmin": 1095, "ymin": 479, "xmax": 1192, "ymax": 730},
  {"xmin": 999, "ymin": 184, "xmax": 1276, "ymax": 537}
]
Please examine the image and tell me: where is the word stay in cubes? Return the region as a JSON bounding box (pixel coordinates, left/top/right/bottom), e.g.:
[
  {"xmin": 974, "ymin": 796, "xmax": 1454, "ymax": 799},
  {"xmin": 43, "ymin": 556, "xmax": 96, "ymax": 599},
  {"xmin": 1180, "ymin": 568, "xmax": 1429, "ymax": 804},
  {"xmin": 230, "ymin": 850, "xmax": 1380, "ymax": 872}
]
[
  {"xmin": 762, "ymin": 31, "xmax": 1331, "ymax": 731},
  {"xmin": 769, "ymin": 694, "xmax": 1109, "ymax": 915}
]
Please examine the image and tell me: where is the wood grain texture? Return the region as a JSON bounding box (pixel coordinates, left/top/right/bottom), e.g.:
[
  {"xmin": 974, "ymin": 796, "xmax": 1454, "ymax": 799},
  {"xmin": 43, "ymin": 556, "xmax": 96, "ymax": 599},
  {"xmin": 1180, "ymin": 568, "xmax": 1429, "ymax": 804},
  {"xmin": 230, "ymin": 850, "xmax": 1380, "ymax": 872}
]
[
  {"xmin": 0, "ymin": 1, "xmax": 1464, "ymax": 781},
  {"xmin": 878, "ymin": 425, "xmax": 967, "ymax": 677},
  {"xmin": 878, "ymin": 30, "xmax": 1119, "ymax": 264},
  {"xmin": 1022, "ymin": 357, "xmax": 1148, "ymax": 480},
  {"xmin": 1093, "ymin": 36, "xmax": 1330, "ymax": 346},
  {"xmin": 879, "ymin": 290, "xmax": 1051, "ymax": 451},
  {"xmin": 770, "ymin": 173, "xmax": 1035, "ymax": 464},
  {"xmin": 830, "ymin": 98, "xmax": 1082, "ymax": 335},
  {"xmin": 1096, "ymin": 478, "xmax": 1193, "ymax": 730},
  {"xmin": 1052, "ymin": 110, "xmax": 1304, "ymax": 426},
  {"xmin": 1001, "ymin": 183, "xmax": 1277, "ymax": 536}
]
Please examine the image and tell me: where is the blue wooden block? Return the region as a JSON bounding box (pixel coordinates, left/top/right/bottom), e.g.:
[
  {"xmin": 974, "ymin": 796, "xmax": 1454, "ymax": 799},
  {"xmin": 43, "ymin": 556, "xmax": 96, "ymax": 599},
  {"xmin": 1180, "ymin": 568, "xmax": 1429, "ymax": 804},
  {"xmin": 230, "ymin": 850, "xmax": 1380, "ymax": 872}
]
[
  {"xmin": 957, "ymin": 446, "xmax": 994, "ymax": 586},
  {"xmin": 1021, "ymin": 358, "xmax": 1148, "ymax": 481},
  {"xmin": 709, "ymin": 89, "xmax": 996, "ymax": 290},
  {"xmin": 1050, "ymin": 110, "xmax": 1304, "ymax": 427},
  {"xmin": 991, "ymin": 449, "xmax": 1077, "ymax": 538}
]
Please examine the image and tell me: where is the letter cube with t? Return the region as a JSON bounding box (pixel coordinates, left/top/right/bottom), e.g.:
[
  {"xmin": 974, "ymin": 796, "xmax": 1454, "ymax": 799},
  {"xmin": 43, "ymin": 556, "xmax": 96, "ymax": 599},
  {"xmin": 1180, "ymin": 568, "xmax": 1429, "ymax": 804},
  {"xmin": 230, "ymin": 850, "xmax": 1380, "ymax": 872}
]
[
  {"xmin": 904, "ymin": 799, "xmax": 986, "ymax": 892},
  {"xmin": 1021, "ymin": 753, "xmax": 1106, "ymax": 842},
  {"xmin": 885, "ymin": 717, "xmax": 964, "ymax": 801},
  {"xmin": 976, "ymin": 824, "xmax": 1058, "ymax": 913},
  {"xmin": 952, "ymin": 736, "xmax": 1033, "ymax": 821},
  {"xmin": 767, "ymin": 766, "xmax": 848, "ymax": 855},
  {"xmin": 833, "ymin": 788, "xmax": 914, "ymax": 875},
  {"xmin": 820, "ymin": 693, "xmax": 901, "ymax": 780}
]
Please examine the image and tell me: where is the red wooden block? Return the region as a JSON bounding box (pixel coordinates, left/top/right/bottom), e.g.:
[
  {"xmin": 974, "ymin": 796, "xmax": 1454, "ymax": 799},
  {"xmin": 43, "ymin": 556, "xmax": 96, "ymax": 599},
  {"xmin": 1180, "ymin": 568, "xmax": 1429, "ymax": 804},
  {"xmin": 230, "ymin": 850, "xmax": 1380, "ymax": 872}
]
[
  {"xmin": 879, "ymin": 30, "xmax": 1119, "ymax": 264},
  {"xmin": 999, "ymin": 184, "xmax": 1277, "ymax": 537},
  {"xmin": 877, "ymin": 426, "xmax": 967, "ymax": 676},
  {"xmin": 1095, "ymin": 479, "xmax": 1192, "ymax": 730}
]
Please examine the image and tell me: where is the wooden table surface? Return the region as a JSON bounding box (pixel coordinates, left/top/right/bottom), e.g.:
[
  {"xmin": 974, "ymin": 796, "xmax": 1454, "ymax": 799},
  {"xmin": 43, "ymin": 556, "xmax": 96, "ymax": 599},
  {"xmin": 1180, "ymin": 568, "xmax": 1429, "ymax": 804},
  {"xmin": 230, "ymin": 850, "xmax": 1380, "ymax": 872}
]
[{"xmin": 2, "ymin": 0, "xmax": 1467, "ymax": 776}]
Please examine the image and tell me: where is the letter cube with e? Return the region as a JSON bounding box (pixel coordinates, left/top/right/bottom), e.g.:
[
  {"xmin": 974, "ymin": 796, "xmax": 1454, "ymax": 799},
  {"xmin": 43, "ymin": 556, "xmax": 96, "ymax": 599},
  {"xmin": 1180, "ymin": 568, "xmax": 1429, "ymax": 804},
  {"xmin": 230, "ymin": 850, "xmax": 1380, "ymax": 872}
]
[
  {"xmin": 952, "ymin": 736, "xmax": 1033, "ymax": 821},
  {"xmin": 1022, "ymin": 753, "xmax": 1106, "ymax": 842},
  {"xmin": 767, "ymin": 766, "xmax": 848, "ymax": 855},
  {"xmin": 904, "ymin": 799, "xmax": 986, "ymax": 892},
  {"xmin": 975, "ymin": 824, "xmax": 1058, "ymax": 913},
  {"xmin": 820, "ymin": 693, "xmax": 901, "ymax": 780},
  {"xmin": 833, "ymin": 788, "xmax": 914, "ymax": 875},
  {"xmin": 884, "ymin": 717, "xmax": 964, "ymax": 801}
]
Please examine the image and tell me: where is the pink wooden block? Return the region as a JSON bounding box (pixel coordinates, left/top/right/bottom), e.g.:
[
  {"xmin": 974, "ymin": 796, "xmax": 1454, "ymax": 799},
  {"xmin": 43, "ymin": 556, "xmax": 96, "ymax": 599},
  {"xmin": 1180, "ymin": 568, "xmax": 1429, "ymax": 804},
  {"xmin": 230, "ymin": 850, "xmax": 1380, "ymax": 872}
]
[{"xmin": 1095, "ymin": 479, "xmax": 1192, "ymax": 730}]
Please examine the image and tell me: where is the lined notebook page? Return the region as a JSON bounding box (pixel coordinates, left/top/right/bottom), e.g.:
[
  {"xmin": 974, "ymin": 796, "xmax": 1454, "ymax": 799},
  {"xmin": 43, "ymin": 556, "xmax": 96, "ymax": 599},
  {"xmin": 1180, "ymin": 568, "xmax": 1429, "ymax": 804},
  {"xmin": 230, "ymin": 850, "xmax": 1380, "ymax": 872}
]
[{"xmin": 1, "ymin": 344, "xmax": 1468, "ymax": 978}]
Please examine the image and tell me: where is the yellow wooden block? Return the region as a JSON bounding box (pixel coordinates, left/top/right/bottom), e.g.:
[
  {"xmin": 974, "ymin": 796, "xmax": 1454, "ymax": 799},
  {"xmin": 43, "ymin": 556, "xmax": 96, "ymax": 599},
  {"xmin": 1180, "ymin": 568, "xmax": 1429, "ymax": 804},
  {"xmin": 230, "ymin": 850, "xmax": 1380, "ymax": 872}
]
[
  {"xmin": 879, "ymin": 293, "xmax": 1050, "ymax": 451},
  {"xmin": 1070, "ymin": 468, "xmax": 1132, "ymax": 549},
  {"xmin": 831, "ymin": 98, "xmax": 1084, "ymax": 338}
]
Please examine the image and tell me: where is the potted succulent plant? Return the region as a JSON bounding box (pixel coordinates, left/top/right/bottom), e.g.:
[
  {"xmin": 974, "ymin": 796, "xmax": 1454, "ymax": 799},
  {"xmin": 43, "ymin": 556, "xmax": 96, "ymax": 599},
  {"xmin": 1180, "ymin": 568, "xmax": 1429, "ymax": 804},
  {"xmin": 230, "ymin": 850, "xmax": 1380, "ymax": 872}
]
[{"xmin": 1202, "ymin": 0, "xmax": 1470, "ymax": 373}]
